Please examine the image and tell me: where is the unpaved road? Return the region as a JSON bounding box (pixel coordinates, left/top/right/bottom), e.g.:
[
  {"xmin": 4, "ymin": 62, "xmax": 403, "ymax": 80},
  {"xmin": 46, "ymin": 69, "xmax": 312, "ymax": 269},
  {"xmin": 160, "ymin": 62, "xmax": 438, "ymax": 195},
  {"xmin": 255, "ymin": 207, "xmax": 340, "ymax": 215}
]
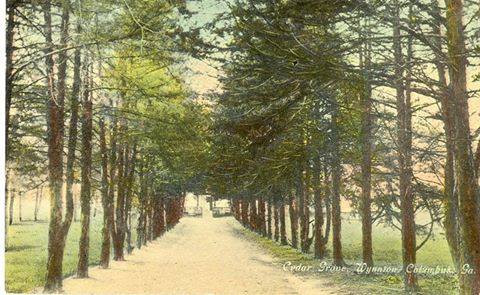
[{"xmin": 62, "ymin": 213, "xmax": 339, "ymax": 295}]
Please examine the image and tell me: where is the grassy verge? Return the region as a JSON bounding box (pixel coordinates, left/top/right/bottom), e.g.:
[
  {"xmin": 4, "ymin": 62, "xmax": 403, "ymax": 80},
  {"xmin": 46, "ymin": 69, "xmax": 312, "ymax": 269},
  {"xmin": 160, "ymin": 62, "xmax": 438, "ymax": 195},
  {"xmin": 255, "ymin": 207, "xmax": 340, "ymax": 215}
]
[
  {"xmin": 237, "ymin": 226, "xmax": 458, "ymax": 295},
  {"xmin": 5, "ymin": 215, "xmax": 137, "ymax": 293}
]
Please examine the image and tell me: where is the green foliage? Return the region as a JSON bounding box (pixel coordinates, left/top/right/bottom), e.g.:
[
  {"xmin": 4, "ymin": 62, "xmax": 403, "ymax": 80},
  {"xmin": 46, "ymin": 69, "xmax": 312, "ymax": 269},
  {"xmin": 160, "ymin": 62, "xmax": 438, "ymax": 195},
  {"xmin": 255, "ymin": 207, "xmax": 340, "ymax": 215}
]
[
  {"xmin": 102, "ymin": 48, "xmax": 210, "ymax": 197},
  {"xmin": 205, "ymin": 0, "xmax": 364, "ymax": 201}
]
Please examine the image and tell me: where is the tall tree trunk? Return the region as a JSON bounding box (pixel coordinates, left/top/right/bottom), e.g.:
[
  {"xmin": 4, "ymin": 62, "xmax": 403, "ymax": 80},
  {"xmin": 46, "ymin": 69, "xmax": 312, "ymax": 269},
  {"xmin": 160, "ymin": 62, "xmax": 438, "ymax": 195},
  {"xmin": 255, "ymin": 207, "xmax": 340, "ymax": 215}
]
[
  {"xmin": 331, "ymin": 103, "xmax": 344, "ymax": 266},
  {"xmin": 43, "ymin": 0, "xmax": 70, "ymax": 290},
  {"xmin": 288, "ymin": 193, "xmax": 298, "ymax": 249},
  {"xmin": 250, "ymin": 198, "xmax": 257, "ymax": 231},
  {"xmin": 393, "ymin": 1, "xmax": 417, "ymax": 290},
  {"xmin": 279, "ymin": 200, "xmax": 287, "ymax": 245},
  {"xmin": 108, "ymin": 114, "xmax": 118, "ymax": 252},
  {"xmin": 147, "ymin": 191, "xmax": 153, "ymax": 241},
  {"xmin": 65, "ymin": 21, "xmax": 82, "ymax": 231},
  {"xmin": 5, "ymin": 0, "xmax": 17, "ymax": 168},
  {"xmin": 297, "ymin": 167, "xmax": 308, "ymax": 252},
  {"xmin": 430, "ymin": 1, "xmax": 460, "ymax": 270},
  {"xmin": 77, "ymin": 72, "xmax": 93, "ymax": 278},
  {"xmin": 99, "ymin": 118, "xmax": 111, "ymax": 268},
  {"xmin": 259, "ymin": 197, "xmax": 266, "ymax": 236},
  {"xmin": 442, "ymin": 101, "xmax": 460, "ymax": 268},
  {"xmin": 234, "ymin": 199, "xmax": 241, "ymax": 221},
  {"xmin": 323, "ymin": 168, "xmax": 332, "ymax": 250},
  {"xmin": 153, "ymin": 196, "xmax": 166, "ymax": 238},
  {"xmin": 359, "ymin": 27, "xmax": 374, "ymax": 267},
  {"xmin": 142, "ymin": 187, "xmax": 149, "ymax": 246},
  {"xmin": 33, "ymin": 187, "xmax": 40, "ymax": 222},
  {"xmin": 159, "ymin": 198, "xmax": 166, "ymax": 235},
  {"xmin": 18, "ymin": 194, "xmax": 22, "ymax": 222},
  {"xmin": 165, "ymin": 196, "xmax": 180, "ymax": 229},
  {"xmin": 164, "ymin": 198, "xmax": 171, "ymax": 230},
  {"xmin": 5, "ymin": 178, "xmax": 11, "ymax": 249},
  {"xmin": 137, "ymin": 207, "xmax": 144, "ymax": 248},
  {"xmin": 113, "ymin": 144, "xmax": 126, "ymax": 261},
  {"xmin": 152, "ymin": 196, "xmax": 160, "ymax": 238},
  {"xmin": 9, "ymin": 188, "xmax": 15, "ymax": 225},
  {"xmin": 313, "ymin": 161, "xmax": 326, "ymax": 259},
  {"xmin": 237, "ymin": 199, "xmax": 242, "ymax": 221},
  {"xmin": 5, "ymin": 1, "xmax": 16, "ymax": 244},
  {"xmin": 124, "ymin": 145, "xmax": 136, "ymax": 253},
  {"xmin": 273, "ymin": 199, "xmax": 279, "ymax": 242},
  {"xmin": 267, "ymin": 196, "xmax": 272, "ymax": 239},
  {"xmin": 444, "ymin": 0, "xmax": 480, "ymax": 293},
  {"xmin": 304, "ymin": 168, "xmax": 312, "ymax": 253},
  {"xmin": 242, "ymin": 198, "xmax": 249, "ymax": 226},
  {"xmin": 126, "ymin": 212, "xmax": 133, "ymax": 253},
  {"xmin": 136, "ymin": 162, "xmax": 146, "ymax": 249},
  {"xmin": 331, "ymin": 160, "xmax": 343, "ymax": 266},
  {"xmin": 475, "ymin": 140, "xmax": 480, "ymax": 176}
]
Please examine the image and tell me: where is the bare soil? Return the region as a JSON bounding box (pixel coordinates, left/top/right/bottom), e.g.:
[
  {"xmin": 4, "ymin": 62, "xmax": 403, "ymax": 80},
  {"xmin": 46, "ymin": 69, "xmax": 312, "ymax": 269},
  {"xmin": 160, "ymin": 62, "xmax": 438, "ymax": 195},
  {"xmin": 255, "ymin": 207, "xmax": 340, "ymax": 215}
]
[{"xmin": 61, "ymin": 214, "xmax": 339, "ymax": 294}]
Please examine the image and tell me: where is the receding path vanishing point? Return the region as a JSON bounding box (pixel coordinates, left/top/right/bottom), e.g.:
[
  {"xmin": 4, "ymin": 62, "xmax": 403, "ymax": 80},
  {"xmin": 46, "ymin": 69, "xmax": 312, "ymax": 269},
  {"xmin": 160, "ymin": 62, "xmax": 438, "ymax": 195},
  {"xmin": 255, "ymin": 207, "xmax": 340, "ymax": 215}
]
[{"xmin": 61, "ymin": 211, "xmax": 340, "ymax": 295}]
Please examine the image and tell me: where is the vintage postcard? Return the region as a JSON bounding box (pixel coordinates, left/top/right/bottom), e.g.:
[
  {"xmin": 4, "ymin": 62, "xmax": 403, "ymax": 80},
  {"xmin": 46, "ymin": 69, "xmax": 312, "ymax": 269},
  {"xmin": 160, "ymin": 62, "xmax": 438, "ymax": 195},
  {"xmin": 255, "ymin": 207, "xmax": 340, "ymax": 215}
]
[{"xmin": 3, "ymin": 0, "xmax": 480, "ymax": 294}]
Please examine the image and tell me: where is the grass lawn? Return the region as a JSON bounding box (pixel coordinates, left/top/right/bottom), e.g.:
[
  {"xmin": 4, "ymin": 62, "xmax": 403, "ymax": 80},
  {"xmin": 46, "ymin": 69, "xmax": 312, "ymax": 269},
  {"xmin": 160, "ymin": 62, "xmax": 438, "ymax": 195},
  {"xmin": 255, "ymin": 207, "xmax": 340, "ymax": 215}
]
[
  {"xmin": 5, "ymin": 213, "xmax": 138, "ymax": 293},
  {"xmin": 5, "ymin": 216, "xmax": 103, "ymax": 293},
  {"xmin": 339, "ymin": 217, "xmax": 453, "ymax": 268},
  {"xmin": 241, "ymin": 215, "xmax": 457, "ymax": 295},
  {"xmin": 5, "ymin": 190, "xmax": 141, "ymax": 294}
]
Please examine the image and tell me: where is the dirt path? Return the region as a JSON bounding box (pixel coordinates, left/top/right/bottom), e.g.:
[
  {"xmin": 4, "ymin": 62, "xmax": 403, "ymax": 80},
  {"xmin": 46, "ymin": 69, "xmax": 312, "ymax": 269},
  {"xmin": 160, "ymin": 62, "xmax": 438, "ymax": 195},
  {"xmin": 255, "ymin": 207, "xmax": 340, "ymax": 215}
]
[{"xmin": 62, "ymin": 213, "xmax": 339, "ymax": 295}]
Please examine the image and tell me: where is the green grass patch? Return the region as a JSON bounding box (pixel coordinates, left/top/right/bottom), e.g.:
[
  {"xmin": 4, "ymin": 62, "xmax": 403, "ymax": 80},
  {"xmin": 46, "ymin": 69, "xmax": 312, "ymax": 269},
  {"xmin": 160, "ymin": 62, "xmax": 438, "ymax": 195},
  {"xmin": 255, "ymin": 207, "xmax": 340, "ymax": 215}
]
[
  {"xmin": 238, "ymin": 225, "xmax": 457, "ymax": 295},
  {"xmin": 339, "ymin": 219, "xmax": 453, "ymax": 268},
  {"xmin": 5, "ymin": 215, "xmax": 136, "ymax": 293}
]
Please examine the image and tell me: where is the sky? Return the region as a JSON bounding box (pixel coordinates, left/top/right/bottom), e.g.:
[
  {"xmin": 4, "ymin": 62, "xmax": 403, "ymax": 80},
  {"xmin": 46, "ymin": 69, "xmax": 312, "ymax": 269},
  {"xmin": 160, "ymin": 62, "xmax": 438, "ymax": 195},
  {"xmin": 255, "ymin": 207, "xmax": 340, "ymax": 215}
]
[{"xmin": 180, "ymin": 0, "xmax": 229, "ymax": 96}]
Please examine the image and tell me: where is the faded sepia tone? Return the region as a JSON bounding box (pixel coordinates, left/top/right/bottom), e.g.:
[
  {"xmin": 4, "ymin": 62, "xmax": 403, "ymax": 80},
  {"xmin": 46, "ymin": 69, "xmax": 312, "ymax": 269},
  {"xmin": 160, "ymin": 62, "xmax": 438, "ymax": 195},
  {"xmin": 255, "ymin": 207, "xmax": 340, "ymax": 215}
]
[{"xmin": 4, "ymin": 0, "xmax": 480, "ymax": 295}]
